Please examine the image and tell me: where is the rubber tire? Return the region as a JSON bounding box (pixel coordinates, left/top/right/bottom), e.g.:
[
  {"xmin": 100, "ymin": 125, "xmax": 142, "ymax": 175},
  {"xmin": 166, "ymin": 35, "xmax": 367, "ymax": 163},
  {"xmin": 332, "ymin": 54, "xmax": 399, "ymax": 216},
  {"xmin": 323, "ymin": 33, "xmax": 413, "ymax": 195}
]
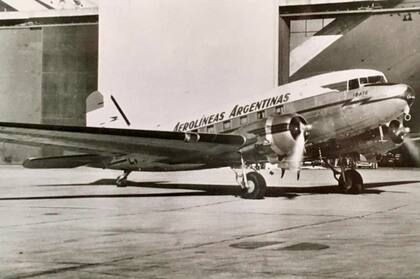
[
  {"xmin": 116, "ymin": 177, "xmax": 128, "ymax": 188},
  {"xmin": 338, "ymin": 169, "xmax": 364, "ymax": 194},
  {"xmin": 241, "ymin": 172, "xmax": 267, "ymax": 199}
]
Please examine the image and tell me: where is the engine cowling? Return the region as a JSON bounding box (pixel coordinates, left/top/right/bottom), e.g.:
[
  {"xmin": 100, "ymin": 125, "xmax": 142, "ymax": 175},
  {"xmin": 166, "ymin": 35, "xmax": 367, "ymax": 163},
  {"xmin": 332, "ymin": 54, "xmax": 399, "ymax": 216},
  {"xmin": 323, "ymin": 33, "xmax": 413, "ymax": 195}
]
[
  {"xmin": 319, "ymin": 119, "xmax": 410, "ymax": 158},
  {"xmin": 263, "ymin": 114, "xmax": 309, "ymax": 158},
  {"xmin": 388, "ymin": 119, "xmax": 410, "ymax": 144}
]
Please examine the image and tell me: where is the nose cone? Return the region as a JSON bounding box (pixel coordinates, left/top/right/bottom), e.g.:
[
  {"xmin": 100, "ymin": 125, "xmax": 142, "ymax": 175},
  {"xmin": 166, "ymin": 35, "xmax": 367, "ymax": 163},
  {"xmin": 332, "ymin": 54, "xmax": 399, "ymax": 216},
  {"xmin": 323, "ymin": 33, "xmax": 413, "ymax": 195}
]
[{"xmin": 404, "ymin": 85, "xmax": 416, "ymax": 106}]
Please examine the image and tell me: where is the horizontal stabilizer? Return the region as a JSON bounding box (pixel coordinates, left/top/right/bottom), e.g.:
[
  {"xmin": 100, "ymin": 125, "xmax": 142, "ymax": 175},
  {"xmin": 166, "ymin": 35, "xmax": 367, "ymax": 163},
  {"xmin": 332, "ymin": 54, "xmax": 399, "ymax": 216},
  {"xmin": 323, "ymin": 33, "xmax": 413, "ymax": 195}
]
[{"xmin": 23, "ymin": 154, "xmax": 104, "ymax": 169}]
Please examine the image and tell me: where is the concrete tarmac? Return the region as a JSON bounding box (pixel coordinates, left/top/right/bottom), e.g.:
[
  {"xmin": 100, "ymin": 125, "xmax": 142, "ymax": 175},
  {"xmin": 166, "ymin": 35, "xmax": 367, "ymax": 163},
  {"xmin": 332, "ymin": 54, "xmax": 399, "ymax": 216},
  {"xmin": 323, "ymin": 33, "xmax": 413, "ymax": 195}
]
[{"xmin": 1, "ymin": 166, "xmax": 420, "ymax": 278}]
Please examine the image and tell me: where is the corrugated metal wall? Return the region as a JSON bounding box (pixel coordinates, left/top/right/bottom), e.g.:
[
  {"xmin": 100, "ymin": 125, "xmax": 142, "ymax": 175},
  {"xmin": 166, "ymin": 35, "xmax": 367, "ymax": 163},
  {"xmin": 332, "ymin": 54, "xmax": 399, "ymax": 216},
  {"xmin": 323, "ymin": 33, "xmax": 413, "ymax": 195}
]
[
  {"xmin": 0, "ymin": 28, "xmax": 42, "ymax": 162},
  {"xmin": 42, "ymin": 25, "xmax": 98, "ymax": 126},
  {"xmin": 0, "ymin": 24, "xmax": 98, "ymax": 162}
]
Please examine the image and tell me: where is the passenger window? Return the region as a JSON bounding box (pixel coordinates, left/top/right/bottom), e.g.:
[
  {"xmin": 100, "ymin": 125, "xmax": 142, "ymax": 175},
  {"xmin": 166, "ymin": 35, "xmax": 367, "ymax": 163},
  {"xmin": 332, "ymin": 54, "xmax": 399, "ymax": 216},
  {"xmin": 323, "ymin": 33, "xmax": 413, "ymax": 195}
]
[
  {"xmin": 348, "ymin": 79, "xmax": 359, "ymax": 90},
  {"xmin": 223, "ymin": 120, "xmax": 231, "ymax": 130},
  {"xmin": 257, "ymin": 110, "xmax": 266, "ymax": 119},
  {"xmin": 207, "ymin": 125, "xmax": 215, "ymax": 133},
  {"xmin": 275, "ymin": 105, "xmax": 284, "ymax": 114},
  {"xmin": 240, "ymin": 116, "xmax": 248, "ymax": 125}
]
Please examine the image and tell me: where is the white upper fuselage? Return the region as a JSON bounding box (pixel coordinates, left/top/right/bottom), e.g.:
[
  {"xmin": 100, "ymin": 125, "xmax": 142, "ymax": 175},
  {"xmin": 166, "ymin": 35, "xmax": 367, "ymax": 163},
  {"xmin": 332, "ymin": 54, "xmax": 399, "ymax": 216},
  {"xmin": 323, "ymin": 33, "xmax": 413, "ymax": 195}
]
[{"xmin": 173, "ymin": 69, "xmax": 412, "ymax": 145}]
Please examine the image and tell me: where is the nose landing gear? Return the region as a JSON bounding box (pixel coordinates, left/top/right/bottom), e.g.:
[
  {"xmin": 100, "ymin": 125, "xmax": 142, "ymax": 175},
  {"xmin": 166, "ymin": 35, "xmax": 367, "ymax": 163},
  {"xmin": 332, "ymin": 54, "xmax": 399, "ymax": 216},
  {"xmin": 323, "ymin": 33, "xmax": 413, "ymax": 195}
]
[{"xmin": 323, "ymin": 158, "xmax": 364, "ymax": 194}]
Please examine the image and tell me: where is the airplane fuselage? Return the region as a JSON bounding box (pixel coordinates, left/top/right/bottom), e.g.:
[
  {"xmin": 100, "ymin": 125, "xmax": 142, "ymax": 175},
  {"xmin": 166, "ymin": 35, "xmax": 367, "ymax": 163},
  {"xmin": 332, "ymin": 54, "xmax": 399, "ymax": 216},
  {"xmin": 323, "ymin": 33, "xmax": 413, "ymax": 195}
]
[
  {"xmin": 168, "ymin": 69, "xmax": 413, "ymax": 168},
  {"xmin": 105, "ymin": 69, "xmax": 414, "ymax": 171},
  {"xmin": 174, "ymin": 69, "xmax": 410, "ymax": 140},
  {"xmin": 4, "ymin": 69, "xmax": 414, "ymax": 197}
]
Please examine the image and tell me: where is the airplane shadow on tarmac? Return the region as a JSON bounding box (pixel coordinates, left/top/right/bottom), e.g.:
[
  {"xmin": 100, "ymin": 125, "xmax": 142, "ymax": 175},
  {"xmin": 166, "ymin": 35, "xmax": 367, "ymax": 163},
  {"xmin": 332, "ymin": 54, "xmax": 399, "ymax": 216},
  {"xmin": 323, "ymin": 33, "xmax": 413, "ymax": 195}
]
[
  {"xmin": 3, "ymin": 179, "xmax": 414, "ymax": 201},
  {"xmin": 117, "ymin": 179, "xmax": 415, "ymax": 198}
]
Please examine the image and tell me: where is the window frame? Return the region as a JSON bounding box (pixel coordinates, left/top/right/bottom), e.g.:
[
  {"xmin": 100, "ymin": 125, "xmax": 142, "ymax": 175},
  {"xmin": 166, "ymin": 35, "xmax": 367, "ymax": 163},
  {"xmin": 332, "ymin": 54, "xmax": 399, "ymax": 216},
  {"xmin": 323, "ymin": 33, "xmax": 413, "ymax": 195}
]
[
  {"xmin": 207, "ymin": 125, "xmax": 215, "ymax": 133},
  {"xmin": 223, "ymin": 120, "xmax": 231, "ymax": 130},
  {"xmin": 275, "ymin": 105, "xmax": 284, "ymax": 114},
  {"xmin": 348, "ymin": 78, "xmax": 359, "ymax": 90},
  {"xmin": 240, "ymin": 115, "xmax": 248, "ymax": 125},
  {"xmin": 257, "ymin": 110, "xmax": 266, "ymax": 119}
]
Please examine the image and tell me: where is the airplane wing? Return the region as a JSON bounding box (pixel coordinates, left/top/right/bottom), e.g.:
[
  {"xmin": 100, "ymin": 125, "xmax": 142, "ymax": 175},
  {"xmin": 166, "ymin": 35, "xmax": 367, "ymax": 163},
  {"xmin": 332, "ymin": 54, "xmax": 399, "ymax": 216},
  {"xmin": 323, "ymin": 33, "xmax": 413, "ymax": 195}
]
[
  {"xmin": 23, "ymin": 154, "xmax": 108, "ymax": 169},
  {"xmin": 0, "ymin": 122, "xmax": 250, "ymax": 169}
]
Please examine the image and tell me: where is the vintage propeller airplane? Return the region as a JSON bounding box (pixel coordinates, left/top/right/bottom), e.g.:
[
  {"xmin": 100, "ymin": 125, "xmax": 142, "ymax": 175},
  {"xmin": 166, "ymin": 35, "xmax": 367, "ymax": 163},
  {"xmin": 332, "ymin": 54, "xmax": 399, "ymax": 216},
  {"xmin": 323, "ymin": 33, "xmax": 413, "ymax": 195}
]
[{"xmin": 0, "ymin": 69, "xmax": 415, "ymax": 199}]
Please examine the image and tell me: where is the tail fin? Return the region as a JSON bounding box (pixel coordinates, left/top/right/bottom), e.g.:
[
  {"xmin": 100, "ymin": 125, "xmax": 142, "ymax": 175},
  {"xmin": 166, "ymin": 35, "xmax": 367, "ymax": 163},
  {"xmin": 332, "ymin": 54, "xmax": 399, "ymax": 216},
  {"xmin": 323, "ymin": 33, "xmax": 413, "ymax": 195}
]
[{"xmin": 86, "ymin": 91, "xmax": 131, "ymax": 128}]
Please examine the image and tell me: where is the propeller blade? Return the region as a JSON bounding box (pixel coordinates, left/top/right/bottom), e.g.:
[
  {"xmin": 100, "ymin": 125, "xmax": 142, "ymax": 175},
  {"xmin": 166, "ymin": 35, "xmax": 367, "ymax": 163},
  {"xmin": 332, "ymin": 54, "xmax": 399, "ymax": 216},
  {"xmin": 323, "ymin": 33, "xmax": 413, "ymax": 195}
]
[
  {"xmin": 404, "ymin": 137, "xmax": 420, "ymax": 164},
  {"xmin": 289, "ymin": 130, "xmax": 305, "ymax": 171}
]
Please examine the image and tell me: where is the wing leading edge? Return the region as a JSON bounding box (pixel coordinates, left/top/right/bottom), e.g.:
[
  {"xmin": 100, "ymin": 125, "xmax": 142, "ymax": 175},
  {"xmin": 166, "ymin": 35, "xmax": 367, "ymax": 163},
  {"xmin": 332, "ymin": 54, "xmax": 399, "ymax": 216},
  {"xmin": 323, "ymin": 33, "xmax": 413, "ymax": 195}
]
[{"xmin": 0, "ymin": 122, "xmax": 249, "ymax": 170}]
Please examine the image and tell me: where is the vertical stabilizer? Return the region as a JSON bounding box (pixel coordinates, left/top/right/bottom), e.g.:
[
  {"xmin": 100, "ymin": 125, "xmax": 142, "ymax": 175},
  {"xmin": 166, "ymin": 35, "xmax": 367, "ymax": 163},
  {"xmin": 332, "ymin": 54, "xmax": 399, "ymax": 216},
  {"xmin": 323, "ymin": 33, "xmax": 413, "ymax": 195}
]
[{"xmin": 86, "ymin": 91, "xmax": 131, "ymax": 128}]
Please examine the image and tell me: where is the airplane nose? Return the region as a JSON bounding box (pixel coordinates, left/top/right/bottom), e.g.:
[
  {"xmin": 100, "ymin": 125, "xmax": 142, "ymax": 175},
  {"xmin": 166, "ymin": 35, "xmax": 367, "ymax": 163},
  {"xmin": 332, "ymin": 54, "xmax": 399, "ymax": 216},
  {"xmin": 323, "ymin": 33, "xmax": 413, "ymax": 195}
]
[{"xmin": 404, "ymin": 86, "xmax": 415, "ymax": 106}]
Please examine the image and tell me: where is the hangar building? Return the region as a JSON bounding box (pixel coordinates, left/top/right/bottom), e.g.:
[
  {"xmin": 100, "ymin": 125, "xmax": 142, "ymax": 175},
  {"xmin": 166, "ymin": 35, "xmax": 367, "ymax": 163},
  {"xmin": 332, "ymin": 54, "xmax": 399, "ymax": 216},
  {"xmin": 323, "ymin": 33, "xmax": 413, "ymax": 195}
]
[
  {"xmin": 0, "ymin": 4, "xmax": 97, "ymax": 162},
  {"xmin": 0, "ymin": 0, "xmax": 419, "ymax": 164}
]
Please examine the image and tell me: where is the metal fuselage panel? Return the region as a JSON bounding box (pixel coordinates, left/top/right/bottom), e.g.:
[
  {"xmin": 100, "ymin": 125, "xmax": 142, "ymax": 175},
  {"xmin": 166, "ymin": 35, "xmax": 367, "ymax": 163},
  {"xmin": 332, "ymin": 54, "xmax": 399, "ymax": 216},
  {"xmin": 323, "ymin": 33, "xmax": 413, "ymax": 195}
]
[
  {"xmin": 296, "ymin": 84, "xmax": 410, "ymax": 144},
  {"xmin": 110, "ymin": 71, "xmax": 413, "ymax": 171},
  {"xmin": 235, "ymin": 85, "xmax": 412, "ymax": 167},
  {"xmin": 235, "ymin": 84, "xmax": 410, "ymax": 145}
]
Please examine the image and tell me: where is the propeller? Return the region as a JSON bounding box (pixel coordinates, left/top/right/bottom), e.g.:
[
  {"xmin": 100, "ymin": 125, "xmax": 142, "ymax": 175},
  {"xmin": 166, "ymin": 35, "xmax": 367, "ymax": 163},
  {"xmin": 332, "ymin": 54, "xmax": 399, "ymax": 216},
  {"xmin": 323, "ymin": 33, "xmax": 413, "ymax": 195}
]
[
  {"xmin": 287, "ymin": 120, "xmax": 311, "ymax": 180},
  {"xmin": 404, "ymin": 137, "xmax": 420, "ymax": 165},
  {"xmin": 389, "ymin": 120, "xmax": 410, "ymax": 144},
  {"xmin": 388, "ymin": 120, "xmax": 420, "ymax": 165},
  {"xmin": 290, "ymin": 130, "xmax": 305, "ymax": 168}
]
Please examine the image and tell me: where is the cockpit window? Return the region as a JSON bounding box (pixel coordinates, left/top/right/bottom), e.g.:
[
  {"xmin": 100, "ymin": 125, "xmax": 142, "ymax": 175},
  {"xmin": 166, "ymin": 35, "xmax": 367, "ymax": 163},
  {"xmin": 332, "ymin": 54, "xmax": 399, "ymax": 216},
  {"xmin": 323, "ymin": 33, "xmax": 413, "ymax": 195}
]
[
  {"xmin": 348, "ymin": 78, "xmax": 359, "ymax": 90},
  {"xmin": 359, "ymin": 77, "xmax": 368, "ymax": 84},
  {"xmin": 359, "ymin": 75, "xmax": 386, "ymax": 86},
  {"xmin": 367, "ymin": 75, "xmax": 385, "ymax": 84}
]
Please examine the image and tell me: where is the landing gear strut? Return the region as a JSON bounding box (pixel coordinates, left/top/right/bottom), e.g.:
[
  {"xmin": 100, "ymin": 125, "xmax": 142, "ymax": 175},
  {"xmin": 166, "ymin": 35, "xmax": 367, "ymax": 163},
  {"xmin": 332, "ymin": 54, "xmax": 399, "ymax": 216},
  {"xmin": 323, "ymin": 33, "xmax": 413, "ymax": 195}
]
[
  {"xmin": 240, "ymin": 172, "xmax": 267, "ymax": 199},
  {"xmin": 323, "ymin": 158, "xmax": 364, "ymax": 194},
  {"xmin": 338, "ymin": 169, "xmax": 364, "ymax": 194},
  {"xmin": 234, "ymin": 154, "xmax": 267, "ymax": 199},
  {"xmin": 116, "ymin": 170, "xmax": 131, "ymax": 187}
]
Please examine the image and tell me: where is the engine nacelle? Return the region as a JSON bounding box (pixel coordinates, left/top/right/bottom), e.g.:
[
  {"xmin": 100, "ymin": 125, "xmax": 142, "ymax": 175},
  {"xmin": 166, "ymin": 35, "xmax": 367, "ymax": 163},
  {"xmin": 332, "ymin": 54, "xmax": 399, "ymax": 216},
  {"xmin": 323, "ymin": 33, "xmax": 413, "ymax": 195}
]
[
  {"xmin": 262, "ymin": 114, "xmax": 309, "ymax": 158},
  {"xmin": 318, "ymin": 119, "xmax": 410, "ymax": 158},
  {"xmin": 388, "ymin": 119, "xmax": 410, "ymax": 144}
]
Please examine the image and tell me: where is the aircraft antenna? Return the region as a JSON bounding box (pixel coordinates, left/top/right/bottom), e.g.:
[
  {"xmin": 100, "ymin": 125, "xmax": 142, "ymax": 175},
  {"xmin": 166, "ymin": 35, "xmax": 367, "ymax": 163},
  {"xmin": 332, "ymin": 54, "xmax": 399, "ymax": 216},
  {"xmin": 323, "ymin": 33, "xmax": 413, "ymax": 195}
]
[{"xmin": 110, "ymin": 95, "xmax": 131, "ymax": 126}]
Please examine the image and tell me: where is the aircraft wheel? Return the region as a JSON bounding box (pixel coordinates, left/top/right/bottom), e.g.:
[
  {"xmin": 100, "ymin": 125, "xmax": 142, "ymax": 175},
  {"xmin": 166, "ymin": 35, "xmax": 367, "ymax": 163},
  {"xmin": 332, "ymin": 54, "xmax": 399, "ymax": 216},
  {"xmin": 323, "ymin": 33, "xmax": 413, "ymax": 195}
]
[
  {"xmin": 338, "ymin": 169, "xmax": 364, "ymax": 194},
  {"xmin": 241, "ymin": 172, "xmax": 266, "ymax": 199},
  {"xmin": 116, "ymin": 177, "xmax": 128, "ymax": 188}
]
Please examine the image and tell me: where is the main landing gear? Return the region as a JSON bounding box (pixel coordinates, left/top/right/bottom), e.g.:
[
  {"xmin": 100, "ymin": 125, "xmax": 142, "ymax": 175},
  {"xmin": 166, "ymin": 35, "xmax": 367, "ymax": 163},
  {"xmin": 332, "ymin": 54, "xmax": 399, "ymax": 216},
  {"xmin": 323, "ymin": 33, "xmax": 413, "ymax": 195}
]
[
  {"xmin": 238, "ymin": 172, "xmax": 267, "ymax": 199},
  {"xmin": 234, "ymin": 154, "xmax": 267, "ymax": 199},
  {"xmin": 116, "ymin": 170, "xmax": 131, "ymax": 187},
  {"xmin": 324, "ymin": 158, "xmax": 364, "ymax": 194},
  {"xmin": 338, "ymin": 169, "xmax": 363, "ymax": 194}
]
